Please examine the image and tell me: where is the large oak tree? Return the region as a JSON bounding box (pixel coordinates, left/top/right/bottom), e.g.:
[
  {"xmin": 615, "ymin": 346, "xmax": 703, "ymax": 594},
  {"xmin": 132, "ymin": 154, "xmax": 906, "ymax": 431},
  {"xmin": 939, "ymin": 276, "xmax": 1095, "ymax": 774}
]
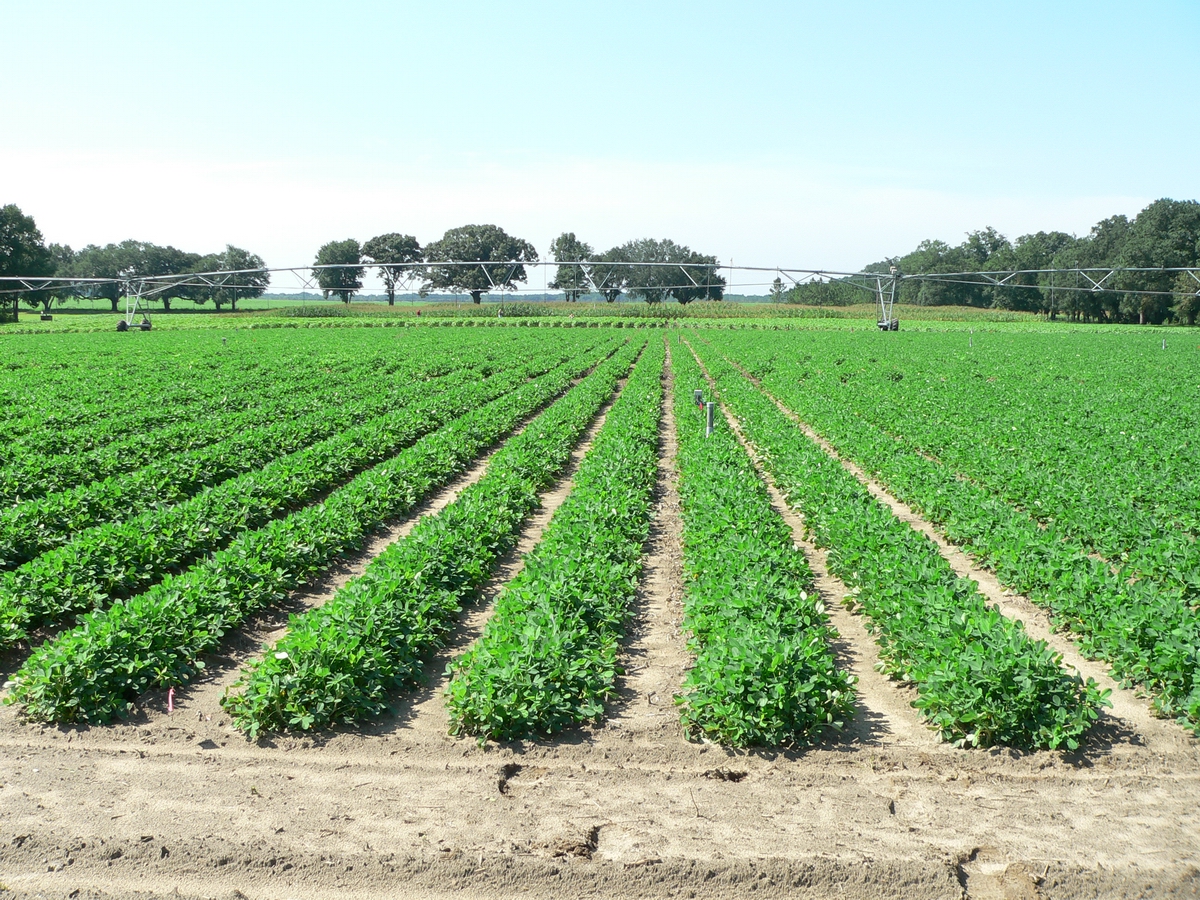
[
  {"xmin": 423, "ymin": 224, "xmax": 537, "ymax": 304},
  {"xmin": 362, "ymin": 233, "xmax": 422, "ymax": 305},
  {"xmin": 313, "ymin": 239, "xmax": 364, "ymax": 303}
]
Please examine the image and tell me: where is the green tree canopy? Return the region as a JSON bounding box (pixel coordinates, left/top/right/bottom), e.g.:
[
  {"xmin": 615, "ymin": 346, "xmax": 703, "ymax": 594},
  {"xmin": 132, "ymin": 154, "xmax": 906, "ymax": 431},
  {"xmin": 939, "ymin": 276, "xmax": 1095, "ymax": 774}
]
[
  {"xmin": 313, "ymin": 239, "xmax": 364, "ymax": 303},
  {"xmin": 590, "ymin": 247, "xmax": 630, "ymax": 303},
  {"xmin": 190, "ymin": 245, "xmax": 270, "ymax": 311},
  {"xmin": 611, "ymin": 238, "xmax": 725, "ymax": 304},
  {"xmin": 0, "ymin": 204, "xmax": 55, "ymax": 320},
  {"xmin": 1116, "ymin": 199, "xmax": 1200, "ymax": 324},
  {"xmin": 110, "ymin": 240, "xmax": 201, "ymax": 312},
  {"xmin": 423, "ymin": 224, "xmax": 538, "ymax": 304},
  {"xmin": 69, "ymin": 244, "xmax": 126, "ymax": 312},
  {"xmin": 362, "ymin": 233, "xmax": 422, "ymax": 305},
  {"xmin": 547, "ymin": 232, "xmax": 593, "ymax": 302}
]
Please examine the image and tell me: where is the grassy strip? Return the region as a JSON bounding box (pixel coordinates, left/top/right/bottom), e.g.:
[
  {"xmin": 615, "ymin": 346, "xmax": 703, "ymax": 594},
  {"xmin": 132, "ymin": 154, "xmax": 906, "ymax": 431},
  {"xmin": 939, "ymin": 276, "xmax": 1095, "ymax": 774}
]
[
  {"xmin": 689, "ymin": 340, "xmax": 1107, "ymax": 750},
  {"xmin": 671, "ymin": 341, "xmax": 854, "ymax": 746},
  {"xmin": 0, "ymin": 343, "xmax": 608, "ymax": 647},
  {"xmin": 444, "ymin": 339, "xmax": 664, "ymax": 742},
  {"xmin": 749, "ymin": 365, "xmax": 1200, "ymax": 734},
  {"xmin": 5, "ymin": 345, "xmax": 621, "ymax": 725},
  {"xmin": 222, "ymin": 338, "xmax": 647, "ymax": 738}
]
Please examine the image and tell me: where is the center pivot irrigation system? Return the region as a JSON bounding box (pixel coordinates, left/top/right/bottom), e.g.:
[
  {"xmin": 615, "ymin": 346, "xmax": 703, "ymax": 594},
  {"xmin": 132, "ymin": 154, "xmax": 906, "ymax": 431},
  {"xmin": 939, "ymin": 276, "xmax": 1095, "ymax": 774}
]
[{"xmin": 3, "ymin": 261, "xmax": 1199, "ymax": 332}]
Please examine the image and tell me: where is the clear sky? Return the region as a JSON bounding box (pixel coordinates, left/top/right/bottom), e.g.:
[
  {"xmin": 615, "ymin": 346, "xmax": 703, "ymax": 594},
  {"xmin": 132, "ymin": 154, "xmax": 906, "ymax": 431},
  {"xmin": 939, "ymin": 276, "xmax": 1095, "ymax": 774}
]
[{"xmin": 3, "ymin": 0, "xmax": 1197, "ymax": 291}]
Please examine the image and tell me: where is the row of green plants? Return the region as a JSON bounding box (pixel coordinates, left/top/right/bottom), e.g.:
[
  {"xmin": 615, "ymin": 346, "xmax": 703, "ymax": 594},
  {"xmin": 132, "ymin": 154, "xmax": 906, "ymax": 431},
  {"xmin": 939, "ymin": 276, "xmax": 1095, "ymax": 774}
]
[
  {"xmin": 0, "ymin": 330, "xmax": 547, "ymax": 508},
  {"xmin": 0, "ymin": 352, "xmax": 528, "ymax": 569},
  {"xmin": 671, "ymin": 341, "xmax": 855, "ymax": 746},
  {"xmin": 443, "ymin": 339, "xmax": 666, "ymax": 741},
  {"xmin": 0, "ymin": 339, "xmax": 276, "ymax": 449},
  {"xmin": 0, "ymin": 345, "xmax": 610, "ymax": 648},
  {"xmin": 5, "ymin": 343, "xmax": 624, "ymax": 723},
  {"xmin": 0, "ymin": 327, "xmax": 442, "ymax": 459},
  {"xmin": 715, "ymin": 336, "xmax": 1200, "ymax": 733},
  {"xmin": 723, "ymin": 331, "xmax": 1200, "ymax": 597},
  {"xmin": 713, "ymin": 330, "xmax": 1200, "ymax": 731},
  {"xmin": 221, "ymin": 338, "xmax": 648, "ymax": 737},
  {"xmin": 688, "ymin": 339, "xmax": 1109, "ymax": 750}
]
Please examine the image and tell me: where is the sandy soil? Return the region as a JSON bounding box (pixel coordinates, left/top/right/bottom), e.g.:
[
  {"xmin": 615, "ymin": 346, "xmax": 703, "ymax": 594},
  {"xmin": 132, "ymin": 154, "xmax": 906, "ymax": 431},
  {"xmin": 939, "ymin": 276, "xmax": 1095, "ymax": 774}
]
[{"xmin": 1, "ymin": 343, "xmax": 1199, "ymax": 899}]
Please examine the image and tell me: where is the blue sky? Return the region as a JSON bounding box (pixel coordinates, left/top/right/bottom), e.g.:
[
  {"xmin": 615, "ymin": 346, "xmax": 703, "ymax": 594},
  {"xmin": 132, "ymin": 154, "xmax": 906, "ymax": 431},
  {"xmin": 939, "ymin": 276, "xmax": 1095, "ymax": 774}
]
[{"xmin": 3, "ymin": 0, "xmax": 1197, "ymax": 291}]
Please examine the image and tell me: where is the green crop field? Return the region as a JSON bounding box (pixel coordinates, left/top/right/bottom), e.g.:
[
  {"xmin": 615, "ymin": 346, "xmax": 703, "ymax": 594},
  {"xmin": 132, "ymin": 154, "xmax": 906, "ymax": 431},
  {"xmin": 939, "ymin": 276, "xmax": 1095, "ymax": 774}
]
[
  {"xmin": 0, "ymin": 323, "xmax": 1196, "ymax": 742},
  {"xmin": 1, "ymin": 320, "xmax": 1197, "ymax": 898}
]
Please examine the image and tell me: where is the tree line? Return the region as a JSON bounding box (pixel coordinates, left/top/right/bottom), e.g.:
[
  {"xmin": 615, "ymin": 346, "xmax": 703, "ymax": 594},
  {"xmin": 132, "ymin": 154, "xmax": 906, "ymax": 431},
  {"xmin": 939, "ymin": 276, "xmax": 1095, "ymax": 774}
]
[
  {"xmin": 854, "ymin": 198, "xmax": 1200, "ymax": 325},
  {"xmin": 314, "ymin": 226, "xmax": 726, "ymax": 305},
  {"xmin": 0, "ymin": 204, "xmax": 269, "ymax": 318},
  {"xmin": 1, "ymin": 206, "xmax": 727, "ymax": 319}
]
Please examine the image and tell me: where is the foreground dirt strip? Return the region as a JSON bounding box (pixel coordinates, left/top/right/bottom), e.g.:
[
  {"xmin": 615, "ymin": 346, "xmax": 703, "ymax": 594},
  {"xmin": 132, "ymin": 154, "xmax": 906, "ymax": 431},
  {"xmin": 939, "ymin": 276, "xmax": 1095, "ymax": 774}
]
[
  {"xmin": 682, "ymin": 339, "xmax": 939, "ymax": 751},
  {"xmin": 706, "ymin": 345, "xmax": 1187, "ymax": 755}
]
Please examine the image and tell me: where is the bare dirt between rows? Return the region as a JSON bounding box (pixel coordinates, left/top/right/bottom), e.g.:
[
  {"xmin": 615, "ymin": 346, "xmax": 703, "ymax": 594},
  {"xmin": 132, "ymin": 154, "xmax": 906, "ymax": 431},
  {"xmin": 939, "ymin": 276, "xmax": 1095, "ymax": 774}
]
[{"xmin": 2, "ymin": 342, "xmax": 1199, "ymax": 899}]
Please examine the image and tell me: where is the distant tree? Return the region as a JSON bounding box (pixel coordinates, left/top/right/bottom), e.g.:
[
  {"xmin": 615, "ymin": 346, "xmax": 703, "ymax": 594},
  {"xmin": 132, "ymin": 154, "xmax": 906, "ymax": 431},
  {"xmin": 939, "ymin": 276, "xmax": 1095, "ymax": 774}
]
[
  {"xmin": 1049, "ymin": 216, "xmax": 1131, "ymax": 322},
  {"xmin": 548, "ymin": 232, "xmax": 593, "ymax": 302},
  {"xmin": 107, "ymin": 241, "xmax": 201, "ymax": 312},
  {"xmin": 39, "ymin": 243, "xmax": 77, "ymax": 313},
  {"xmin": 784, "ymin": 278, "xmax": 863, "ymax": 306},
  {"xmin": 71, "ymin": 244, "xmax": 126, "ymax": 312},
  {"xmin": 191, "ymin": 245, "xmax": 270, "ymax": 311},
  {"xmin": 362, "ymin": 233, "xmax": 422, "ymax": 305},
  {"xmin": 1116, "ymin": 199, "xmax": 1200, "ymax": 324},
  {"xmin": 590, "ymin": 247, "xmax": 630, "ymax": 303},
  {"xmin": 313, "ymin": 239, "xmax": 364, "ymax": 303},
  {"xmin": 1175, "ymin": 270, "xmax": 1200, "ymax": 326},
  {"xmin": 770, "ymin": 276, "xmax": 784, "ymax": 302},
  {"xmin": 672, "ymin": 249, "xmax": 726, "ymax": 304},
  {"xmin": 614, "ymin": 238, "xmax": 725, "ymax": 304},
  {"xmin": 986, "ymin": 231, "xmax": 1074, "ymax": 314},
  {"xmin": 0, "ymin": 204, "xmax": 55, "ymax": 321},
  {"xmin": 423, "ymin": 224, "xmax": 538, "ymax": 304}
]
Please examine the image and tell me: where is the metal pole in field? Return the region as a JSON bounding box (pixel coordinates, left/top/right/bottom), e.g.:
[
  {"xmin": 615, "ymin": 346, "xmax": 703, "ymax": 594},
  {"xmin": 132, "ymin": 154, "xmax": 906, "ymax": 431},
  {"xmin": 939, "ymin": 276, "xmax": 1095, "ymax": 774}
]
[{"xmin": 705, "ymin": 402, "xmax": 715, "ymax": 437}]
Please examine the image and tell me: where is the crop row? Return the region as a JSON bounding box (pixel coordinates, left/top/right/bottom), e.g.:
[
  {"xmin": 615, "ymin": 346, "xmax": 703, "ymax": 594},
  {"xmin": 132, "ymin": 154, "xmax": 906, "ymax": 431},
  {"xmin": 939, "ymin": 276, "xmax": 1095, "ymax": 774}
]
[
  {"xmin": 721, "ymin": 332, "xmax": 1200, "ymax": 598},
  {"xmin": 444, "ymin": 338, "xmax": 665, "ymax": 741},
  {"xmin": 688, "ymin": 339, "xmax": 1107, "ymax": 750},
  {"xmin": 670, "ymin": 340, "xmax": 854, "ymax": 747},
  {"xmin": 0, "ymin": 330, "xmax": 561, "ymax": 507},
  {"xmin": 222, "ymin": 337, "xmax": 648, "ymax": 737},
  {"xmin": 0, "ymin": 342, "xmax": 611, "ymax": 647},
  {"xmin": 5, "ymin": 341, "xmax": 627, "ymax": 724},
  {"xmin": 0, "ymin": 327, "xmax": 468, "ymax": 451},
  {"xmin": 0, "ymin": 342, "xmax": 566, "ymax": 569},
  {"xmin": 0, "ymin": 336, "xmax": 401, "ymax": 467},
  {"xmin": 717, "ymin": 340, "xmax": 1200, "ymax": 734}
]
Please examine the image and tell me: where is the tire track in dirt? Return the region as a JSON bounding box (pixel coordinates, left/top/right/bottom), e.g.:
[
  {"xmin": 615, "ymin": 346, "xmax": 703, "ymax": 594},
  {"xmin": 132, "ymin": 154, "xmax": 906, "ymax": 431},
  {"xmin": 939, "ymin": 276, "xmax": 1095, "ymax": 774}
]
[
  {"xmin": 710, "ymin": 345, "xmax": 1185, "ymax": 752},
  {"xmin": 681, "ymin": 338, "xmax": 938, "ymax": 750}
]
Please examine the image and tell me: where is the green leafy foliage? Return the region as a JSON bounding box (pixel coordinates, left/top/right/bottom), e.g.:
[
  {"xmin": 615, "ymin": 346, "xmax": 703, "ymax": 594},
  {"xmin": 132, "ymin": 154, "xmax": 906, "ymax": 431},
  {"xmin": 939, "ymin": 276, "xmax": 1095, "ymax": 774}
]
[
  {"xmin": 0, "ymin": 350, "xmax": 513, "ymax": 569},
  {"xmin": 0, "ymin": 346, "xmax": 606, "ymax": 646},
  {"xmin": 671, "ymin": 342, "xmax": 854, "ymax": 746},
  {"xmin": 689, "ymin": 338, "xmax": 1107, "ymax": 750},
  {"xmin": 222, "ymin": 338, "xmax": 646, "ymax": 738},
  {"xmin": 444, "ymin": 340, "xmax": 665, "ymax": 741},
  {"xmin": 713, "ymin": 330, "xmax": 1200, "ymax": 734},
  {"xmin": 5, "ymin": 345, "xmax": 618, "ymax": 724}
]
